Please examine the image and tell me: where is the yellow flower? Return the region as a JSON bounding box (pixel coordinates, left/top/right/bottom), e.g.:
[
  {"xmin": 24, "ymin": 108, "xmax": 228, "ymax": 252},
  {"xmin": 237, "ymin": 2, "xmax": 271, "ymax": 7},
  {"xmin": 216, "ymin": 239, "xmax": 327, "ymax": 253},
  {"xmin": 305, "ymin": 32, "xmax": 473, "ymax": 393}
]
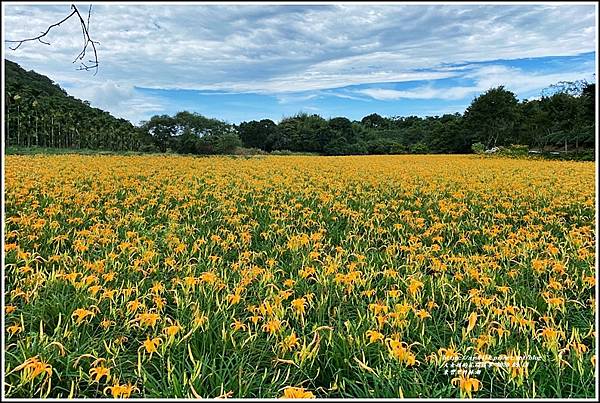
[
  {"xmin": 5, "ymin": 305, "xmax": 17, "ymax": 314},
  {"xmin": 174, "ymin": 243, "xmax": 186, "ymax": 254},
  {"xmin": 263, "ymin": 319, "xmax": 283, "ymax": 334},
  {"xmin": 231, "ymin": 319, "xmax": 247, "ymax": 332},
  {"xmin": 280, "ymin": 386, "xmax": 315, "ymax": 398},
  {"xmin": 408, "ymin": 279, "xmax": 424, "ymax": 296},
  {"xmin": 199, "ymin": 271, "xmax": 218, "ymax": 284},
  {"xmin": 100, "ymin": 289, "xmax": 118, "ymax": 302},
  {"xmin": 387, "ymin": 339, "xmax": 417, "ymax": 366},
  {"xmin": 163, "ymin": 324, "xmax": 182, "ymax": 337},
  {"xmin": 104, "ymin": 382, "xmax": 139, "ymax": 398},
  {"xmin": 127, "ymin": 300, "xmax": 143, "ymax": 313},
  {"xmin": 394, "ymin": 303, "xmax": 412, "ymax": 315},
  {"xmin": 496, "ymin": 285, "xmax": 510, "ymax": 294},
  {"xmin": 365, "ymin": 330, "xmax": 384, "ymax": 344},
  {"xmin": 504, "ymin": 353, "xmax": 528, "ymax": 381},
  {"xmin": 153, "ymin": 295, "xmax": 166, "ymax": 311},
  {"xmin": 228, "ymin": 292, "xmax": 242, "ymax": 305},
  {"xmin": 150, "ymin": 281, "xmax": 165, "ymax": 294},
  {"xmin": 134, "ymin": 312, "xmax": 161, "ymax": 327},
  {"xmin": 299, "ymin": 266, "xmax": 316, "ymax": 279},
  {"xmin": 142, "ymin": 336, "xmax": 162, "ymax": 355},
  {"xmin": 547, "ymin": 244, "xmax": 559, "ymax": 255},
  {"xmin": 248, "ymin": 313, "xmax": 262, "ymax": 325},
  {"xmin": 451, "ymin": 374, "xmax": 481, "ymax": 398},
  {"xmin": 387, "ymin": 289, "xmax": 401, "ymax": 298},
  {"xmin": 545, "ymin": 296, "xmax": 564, "ymax": 308},
  {"xmin": 7, "ymin": 323, "xmax": 23, "ymax": 335},
  {"xmin": 362, "ymin": 289, "xmax": 377, "ymax": 298},
  {"xmin": 100, "ymin": 319, "xmax": 115, "ymax": 330},
  {"xmin": 72, "ymin": 308, "xmax": 95, "ymax": 324},
  {"xmin": 89, "ymin": 366, "xmax": 111, "ymax": 383},
  {"xmin": 14, "ymin": 356, "xmax": 52, "ymax": 382},
  {"xmin": 291, "ymin": 298, "xmax": 307, "ymax": 316},
  {"xmin": 194, "ymin": 312, "xmax": 209, "ymax": 327},
  {"xmin": 369, "ymin": 303, "xmax": 388, "ymax": 315},
  {"xmin": 414, "ymin": 309, "xmax": 431, "ymax": 320},
  {"xmin": 539, "ymin": 326, "xmax": 562, "ymax": 346},
  {"xmin": 438, "ymin": 347, "xmax": 460, "ymax": 361},
  {"xmin": 280, "ymin": 332, "xmax": 300, "ymax": 352},
  {"xmin": 582, "ymin": 274, "xmax": 595, "ymax": 287}
]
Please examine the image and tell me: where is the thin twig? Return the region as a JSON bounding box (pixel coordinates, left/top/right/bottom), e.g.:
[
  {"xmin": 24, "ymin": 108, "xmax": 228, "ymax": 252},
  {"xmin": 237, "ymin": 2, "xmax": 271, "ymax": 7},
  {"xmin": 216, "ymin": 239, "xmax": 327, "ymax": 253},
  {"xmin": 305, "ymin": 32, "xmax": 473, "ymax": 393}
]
[{"xmin": 5, "ymin": 4, "xmax": 99, "ymax": 75}]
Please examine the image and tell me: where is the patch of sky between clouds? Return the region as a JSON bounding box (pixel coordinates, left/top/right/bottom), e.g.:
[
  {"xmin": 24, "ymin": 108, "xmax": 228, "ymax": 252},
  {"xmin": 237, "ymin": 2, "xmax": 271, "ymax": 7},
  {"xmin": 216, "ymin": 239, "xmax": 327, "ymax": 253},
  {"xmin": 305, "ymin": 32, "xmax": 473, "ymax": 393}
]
[{"xmin": 434, "ymin": 51, "xmax": 595, "ymax": 72}]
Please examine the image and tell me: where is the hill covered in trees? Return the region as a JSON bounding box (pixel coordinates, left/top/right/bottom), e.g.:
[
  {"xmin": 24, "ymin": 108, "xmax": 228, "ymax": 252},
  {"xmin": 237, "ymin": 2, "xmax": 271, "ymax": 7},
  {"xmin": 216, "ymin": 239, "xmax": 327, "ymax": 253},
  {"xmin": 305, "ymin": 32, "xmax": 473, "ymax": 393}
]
[
  {"xmin": 4, "ymin": 59, "xmax": 595, "ymax": 157},
  {"xmin": 4, "ymin": 59, "xmax": 141, "ymax": 151}
]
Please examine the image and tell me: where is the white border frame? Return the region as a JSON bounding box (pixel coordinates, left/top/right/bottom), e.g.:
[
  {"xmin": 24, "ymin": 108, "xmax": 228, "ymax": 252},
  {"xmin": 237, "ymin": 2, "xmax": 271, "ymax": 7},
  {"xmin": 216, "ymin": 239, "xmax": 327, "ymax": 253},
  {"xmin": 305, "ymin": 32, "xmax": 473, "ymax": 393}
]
[{"xmin": 1, "ymin": 1, "xmax": 598, "ymax": 401}]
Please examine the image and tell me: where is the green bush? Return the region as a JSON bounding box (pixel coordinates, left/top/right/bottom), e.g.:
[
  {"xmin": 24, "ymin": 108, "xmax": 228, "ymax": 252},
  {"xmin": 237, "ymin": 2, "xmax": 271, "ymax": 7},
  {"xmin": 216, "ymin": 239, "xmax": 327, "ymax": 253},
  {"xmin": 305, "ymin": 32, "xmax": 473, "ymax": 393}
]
[
  {"xmin": 234, "ymin": 147, "xmax": 268, "ymax": 156},
  {"xmin": 270, "ymin": 149, "xmax": 293, "ymax": 155},
  {"xmin": 139, "ymin": 143, "xmax": 160, "ymax": 153},
  {"xmin": 497, "ymin": 144, "xmax": 529, "ymax": 157},
  {"xmin": 410, "ymin": 142, "xmax": 430, "ymax": 154},
  {"xmin": 471, "ymin": 142, "xmax": 485, "ymax": 154}
]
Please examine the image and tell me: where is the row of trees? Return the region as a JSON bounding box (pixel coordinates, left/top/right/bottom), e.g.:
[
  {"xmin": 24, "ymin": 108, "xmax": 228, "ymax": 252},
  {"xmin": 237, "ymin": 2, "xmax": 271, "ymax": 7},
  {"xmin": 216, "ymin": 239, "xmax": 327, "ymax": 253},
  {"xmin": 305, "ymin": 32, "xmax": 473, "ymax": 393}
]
[
  {"xmin": 234, "ymin": 84, "xmax": 595, "ymax": 155},
  {"xmin": 139, "ymin": 82, "xmax": 594, "ymax": 157},
  {"xmin": 4, "ymin": 59, "xmax": 595, "ymax": 156}
]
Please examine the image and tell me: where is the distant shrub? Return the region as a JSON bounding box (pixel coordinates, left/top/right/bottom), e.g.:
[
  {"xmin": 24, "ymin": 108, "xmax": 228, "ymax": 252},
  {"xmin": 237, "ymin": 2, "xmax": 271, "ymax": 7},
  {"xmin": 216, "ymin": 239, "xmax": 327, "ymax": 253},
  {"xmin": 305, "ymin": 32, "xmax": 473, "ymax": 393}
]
[
  {"xmin": 347, "ymin": 142, "xmax": 368, "ymax": 155},
  {"xmin": 410, "ymin": 142, "xmax": 430, "ymax": 154},
  {"xmin": 234, "ymin": 147, "xmax": 268, "ymax": 156},
  {"xmin": 139, "ymin": 143, "xmax": 160, "ymax": 153},
  {"xmin": 271, "ymin": 149, "xmax": 293, "ymax": 155},
  {"xmin": 270, "ymin": 150, "xmax": 319, "ymax": 156},
  {"xmin": 471, "ymin": 142, "xmax": 485, "ymax": 154},
  {"xmin": 498, "ymin": 144, "xmax": 529, "ymax": 157},
  {"xmin": 390, "ymin": 143, "xmax": 409, "ymax": 154}
]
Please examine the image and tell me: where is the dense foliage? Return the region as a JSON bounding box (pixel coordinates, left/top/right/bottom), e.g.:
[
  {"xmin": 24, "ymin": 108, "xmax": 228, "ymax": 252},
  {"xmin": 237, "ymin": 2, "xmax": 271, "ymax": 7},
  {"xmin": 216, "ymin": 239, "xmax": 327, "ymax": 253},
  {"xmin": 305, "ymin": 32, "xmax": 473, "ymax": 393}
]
[
  {"xmin": 139, "ymin": 112, "xmax": 241, "ymax": 154},
  {"xmin": 235, "ymin": 85, "xmax": 595, "ymax": 156},
  {"xmin": 5, "ymin": 154, "xmax": 595, "ymax": 398},
  {"xmin": 4, "ymin": 59, "xmax": 596, "ymax": 157},
  {"xmin": 4, "ymin": 60, "xmax": 143, "ymax": 151}
]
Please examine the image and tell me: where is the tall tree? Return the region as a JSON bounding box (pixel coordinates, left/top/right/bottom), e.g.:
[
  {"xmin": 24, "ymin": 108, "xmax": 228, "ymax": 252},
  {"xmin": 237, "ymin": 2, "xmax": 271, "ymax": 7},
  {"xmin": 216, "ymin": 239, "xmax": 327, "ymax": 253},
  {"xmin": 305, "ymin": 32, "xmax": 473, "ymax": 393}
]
[{"xmin": 464, "ymin": 86, "xmax": 519, "ymax": 149}]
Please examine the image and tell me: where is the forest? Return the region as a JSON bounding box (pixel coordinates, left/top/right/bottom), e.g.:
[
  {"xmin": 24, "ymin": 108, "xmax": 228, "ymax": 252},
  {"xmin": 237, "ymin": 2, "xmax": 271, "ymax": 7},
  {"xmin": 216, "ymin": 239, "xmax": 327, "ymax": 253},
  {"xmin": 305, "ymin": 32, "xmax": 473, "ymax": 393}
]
[{"xmin": 4, "ymin": 59, "xmax": 596, "ymax": 158}]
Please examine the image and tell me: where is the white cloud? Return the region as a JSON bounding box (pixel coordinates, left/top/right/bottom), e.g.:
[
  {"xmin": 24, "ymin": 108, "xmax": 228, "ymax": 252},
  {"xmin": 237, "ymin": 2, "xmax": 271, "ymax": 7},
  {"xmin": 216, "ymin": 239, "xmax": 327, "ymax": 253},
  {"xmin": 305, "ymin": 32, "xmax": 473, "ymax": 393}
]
[
  {"xmin": 357, "ymin": 86, "xmax": 479, "ymax": 101},
  {"xmin": 2, "ymin": 3, "xmax": 596, "ymax": 121},
  {"xmin": 65, "ymin": 80, "xmax": 165, "ymax": 124},
  {"xmin": 3, "ymin": 4, "xmax": 595, "ymax": 94}
]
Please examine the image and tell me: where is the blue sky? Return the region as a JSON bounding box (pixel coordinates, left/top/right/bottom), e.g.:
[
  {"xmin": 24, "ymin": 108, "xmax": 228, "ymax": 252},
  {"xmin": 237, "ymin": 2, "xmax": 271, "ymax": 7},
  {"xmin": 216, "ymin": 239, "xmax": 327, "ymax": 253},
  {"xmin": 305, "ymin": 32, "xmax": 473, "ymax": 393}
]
[{"xmin": 3, "ymin": 3, "xmax": 597, "ymax": 125}]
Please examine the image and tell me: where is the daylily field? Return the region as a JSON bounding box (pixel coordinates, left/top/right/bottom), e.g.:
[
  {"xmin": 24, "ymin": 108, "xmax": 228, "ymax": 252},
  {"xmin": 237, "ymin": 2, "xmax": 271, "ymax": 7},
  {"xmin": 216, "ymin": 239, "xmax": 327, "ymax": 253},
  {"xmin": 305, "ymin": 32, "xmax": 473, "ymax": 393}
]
[{"xmin": 3, "ymin": 154, "xmax": 596, "ymax": 398}]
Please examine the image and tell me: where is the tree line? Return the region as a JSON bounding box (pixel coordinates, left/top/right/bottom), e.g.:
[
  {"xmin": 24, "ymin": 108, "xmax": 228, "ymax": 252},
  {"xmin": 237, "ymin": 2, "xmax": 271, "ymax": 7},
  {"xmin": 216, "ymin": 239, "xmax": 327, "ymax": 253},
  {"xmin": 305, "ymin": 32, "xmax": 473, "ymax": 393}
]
[
  {"xmin": 140, "ymin": 83, "xmax": 594, "ymax": 156},
  {"xmin": 4, "ymin": 59, "xmax": 595, "ymax": 156}
]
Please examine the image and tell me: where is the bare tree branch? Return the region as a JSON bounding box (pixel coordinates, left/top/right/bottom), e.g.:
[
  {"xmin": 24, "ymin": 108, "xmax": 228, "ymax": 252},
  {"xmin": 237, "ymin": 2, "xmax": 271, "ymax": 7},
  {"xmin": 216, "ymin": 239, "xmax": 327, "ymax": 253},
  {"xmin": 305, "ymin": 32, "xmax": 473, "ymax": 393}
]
[{"xmin": 5, "ymin": 4, "xmax": 100, "ymax": 75}]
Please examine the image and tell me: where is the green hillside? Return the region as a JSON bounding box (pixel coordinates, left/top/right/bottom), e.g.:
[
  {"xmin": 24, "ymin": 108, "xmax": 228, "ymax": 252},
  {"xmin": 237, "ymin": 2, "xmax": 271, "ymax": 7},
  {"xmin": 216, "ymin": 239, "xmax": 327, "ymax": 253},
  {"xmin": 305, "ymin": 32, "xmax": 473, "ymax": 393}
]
[{"xmin": 4, "ymin": 59, "xmax": 142, "ymax": 151}]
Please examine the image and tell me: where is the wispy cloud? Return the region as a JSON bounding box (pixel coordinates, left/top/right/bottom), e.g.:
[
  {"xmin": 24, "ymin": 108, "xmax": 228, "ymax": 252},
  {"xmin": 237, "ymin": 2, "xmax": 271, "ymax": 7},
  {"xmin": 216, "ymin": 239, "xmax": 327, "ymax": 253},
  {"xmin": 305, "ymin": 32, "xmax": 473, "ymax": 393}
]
[{"xmin": 356, "ymin": 63, "xmax": 596, "ymax": 101}]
